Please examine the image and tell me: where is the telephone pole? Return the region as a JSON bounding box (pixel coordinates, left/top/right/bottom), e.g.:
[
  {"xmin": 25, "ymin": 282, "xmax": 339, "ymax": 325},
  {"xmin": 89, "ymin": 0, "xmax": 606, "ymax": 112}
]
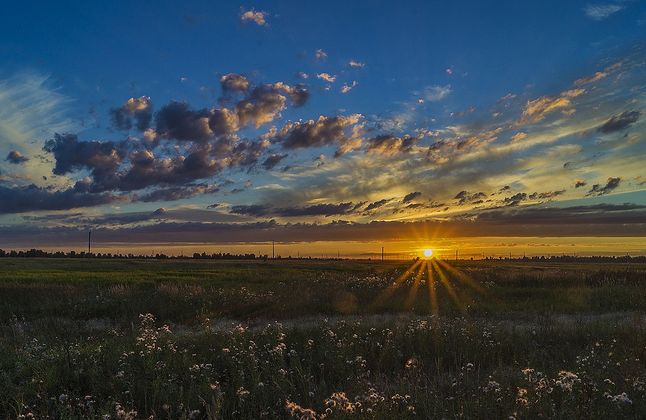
[
  {"xmin": 381, "ymin": 246, "xmax": 384, "ymax": 262},
  {"xmin": 272, "ymin": 241, "xmax": 275, "ymax": 259},
  {"xmin": 88, "ymin": 230, "xmax": 92, "ymax": 254}
]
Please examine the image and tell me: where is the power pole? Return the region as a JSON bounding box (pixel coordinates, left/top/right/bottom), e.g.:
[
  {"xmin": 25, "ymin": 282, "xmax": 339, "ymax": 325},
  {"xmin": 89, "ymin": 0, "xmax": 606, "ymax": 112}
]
[
  {"xmin": 455, "ymin": 249, "xmax": 458, "ymax": 261},
  {"xmin": 381, "ymin": 246, "xmax": 384, "ymax": 262},
  {"xmin": 272, "ymin": 241, "xmax": 275, "ymax": 259},
  {"xmin": 88, "ymin": 230, "xmax": 92, "ymax": 254}
]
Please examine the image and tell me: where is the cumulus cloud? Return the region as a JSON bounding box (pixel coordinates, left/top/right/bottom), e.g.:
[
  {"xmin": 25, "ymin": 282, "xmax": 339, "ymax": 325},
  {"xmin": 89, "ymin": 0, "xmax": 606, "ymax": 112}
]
[
  {"xmin": 110, "ymin": 96, "xmax": 152, "ymax": 131},
  {"xmin": 528, "ymin": 190, "xmax": 566, "ymax": 200},
  {"xmin": 584, "ymin": 4, "xmax": 624, "ymax": 20},
  {"xmin": 236, "ymin": 82, "xmax": 309, "ymax": 127},
  {"xmin": 240, "ymin": 9, "xmax": 268, "ymax": 26},
  {"xmin": 348, "ymin": 60, "xmax": 365, "ymax": 68},
  {"xmin": 575, "ymin": 180, "xmax": 588, "ymax": 188},
  {"xmin": 220, "ymin": 73, "xmax": 250, "ymax": 95},
  {"xmin": 6, "ymin": 150, "xmax": 28, "ymax": 164},
  {"xmin": 597, "ymin": 110, "xmax": 641, "ymax": 133},
  {"xmin": 274, "ymin": 114, "xmax": 363, "ymax": 157},
  {"xmin": 587, "ymin": 177, "xmax": 621, "ymax": 196}
]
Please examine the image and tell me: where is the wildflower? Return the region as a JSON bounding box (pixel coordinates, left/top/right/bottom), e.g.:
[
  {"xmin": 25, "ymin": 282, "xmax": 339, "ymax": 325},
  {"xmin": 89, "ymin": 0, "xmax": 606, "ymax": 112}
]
[{"xmin": 555, "ymin": 371, "xmax": 580, "ymax": 392}]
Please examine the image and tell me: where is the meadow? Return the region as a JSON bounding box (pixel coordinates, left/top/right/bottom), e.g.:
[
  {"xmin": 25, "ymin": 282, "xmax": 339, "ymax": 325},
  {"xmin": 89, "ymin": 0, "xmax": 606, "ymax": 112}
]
[{"xmin": 1, "ymin": 258, "xmax": 645, "ymax": 419}]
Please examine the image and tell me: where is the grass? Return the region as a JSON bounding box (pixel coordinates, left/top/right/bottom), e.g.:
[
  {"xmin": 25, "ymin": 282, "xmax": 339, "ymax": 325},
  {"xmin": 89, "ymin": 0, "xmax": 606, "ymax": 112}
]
[{"xmin": 1, "ymin": 258, "xmax": 645, "ymax": 418}]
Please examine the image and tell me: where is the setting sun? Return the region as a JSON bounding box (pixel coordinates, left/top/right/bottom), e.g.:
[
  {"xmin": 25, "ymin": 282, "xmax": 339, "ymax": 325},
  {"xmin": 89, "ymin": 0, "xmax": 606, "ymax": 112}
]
[{"xmin": 423, "ymin": 248, "xmax": 433, "ymax": 258}]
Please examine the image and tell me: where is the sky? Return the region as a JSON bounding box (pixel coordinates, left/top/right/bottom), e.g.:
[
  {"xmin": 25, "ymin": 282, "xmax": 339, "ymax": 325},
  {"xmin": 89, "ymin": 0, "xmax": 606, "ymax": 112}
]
[{"xmin": 0, "ymin": 0, "xmax": 645, "ymax": 257}]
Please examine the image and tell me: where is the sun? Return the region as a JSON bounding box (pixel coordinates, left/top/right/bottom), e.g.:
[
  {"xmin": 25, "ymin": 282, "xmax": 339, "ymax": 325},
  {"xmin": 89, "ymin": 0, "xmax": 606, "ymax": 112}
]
[{"xmin": 423, "ymin": 248, "xmax": 433, "ymax": 258}]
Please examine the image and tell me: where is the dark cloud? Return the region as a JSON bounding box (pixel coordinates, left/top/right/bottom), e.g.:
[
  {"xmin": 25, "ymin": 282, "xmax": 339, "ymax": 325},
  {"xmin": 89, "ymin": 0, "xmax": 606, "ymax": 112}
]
[
  {"xmin": 110, "ymin": 96, "xmax": 153, "ymax": 131},
  {"xmin": 43, "ymin": 133, "xmax": 124, "ymax": 190},
  {"xmin": 155, "ymin": 102, "xmax": 237, "ymax": 142},
  {"xmin": 402, "ymin": 191, "xmax": 422, "ymax": 203},
  {"xmin": 3, "ymin": 203, "xmax": 645, "ymax": 247},
  {"xmin": 528, "ymin": 190, "xmax": 565, "ymax": 200},
  {"xmin": 262, "ymin": 153, "xmax": 288, "ymax": 170},
  {"xmin": 0, "ymin": 182, "xmax": 116, "ymax": 214},
  {"xmin": 275, "ymin": 114, "xmax": 362, "ymax": 157},
  {"xmin": 587, "ymin": 177, "xmax": 621, "ymax": 196},
  {"xmin": 365, "ymin": 199, "xmax": 391, "ymax": 211},
  {"xmin": 230, "ymin": 202, "xmax": 357, "ymax": 217},
  {"xmin": 575, "ymin": 180, "xmax": 587, "ymax": 188},
  {"xmin": 454, "ymin": 190, "xmax": 487, "ymax": 205},
  {"xmin": 134, "ymin": 184, "xmax": 219, "ymax": 203},
  {"xmin": 504, "ymin": 192, "xmax": 527, "ymax": 206},
  {"xmin": 597, "ymin": 110, "xmax": 641, "ymax": 133},
  {"xmin": 6, "ymin": 150, "xmax": 28, "ymax": 164}
]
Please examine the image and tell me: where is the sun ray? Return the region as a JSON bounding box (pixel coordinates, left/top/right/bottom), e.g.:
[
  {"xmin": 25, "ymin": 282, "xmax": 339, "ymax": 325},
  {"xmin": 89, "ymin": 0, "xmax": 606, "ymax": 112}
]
[
  {"xmin": 432, "ymin": 259, "xmax": 465, "ymax": 312},
  {"xmin": 404, "ymin": 261, "xmax": 426, "ymax": 309},
  {"xmin": 425, "ymin": 261, "xmax": 439, "ymax": 317},
  {"xmin": 435, "ymin": 258, "xmax": 485, "ymax": 294},
  {"xmin": 373, "ymin": 259, "xmax": 423, "ymax": 307}
]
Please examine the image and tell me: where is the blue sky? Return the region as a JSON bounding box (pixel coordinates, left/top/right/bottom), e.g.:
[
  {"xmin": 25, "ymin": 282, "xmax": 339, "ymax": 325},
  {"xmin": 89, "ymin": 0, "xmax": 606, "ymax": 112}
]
[{"xmin": 0, "ymin": 0, "xmax": 645, "ymax": 253}]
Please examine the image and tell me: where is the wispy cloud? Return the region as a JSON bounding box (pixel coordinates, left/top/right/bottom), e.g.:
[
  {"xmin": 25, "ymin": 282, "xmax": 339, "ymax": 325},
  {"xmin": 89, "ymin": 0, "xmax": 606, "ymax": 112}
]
[{"xmin": 584, "ymin": 4, "xmax": 624, "ymax": 20}]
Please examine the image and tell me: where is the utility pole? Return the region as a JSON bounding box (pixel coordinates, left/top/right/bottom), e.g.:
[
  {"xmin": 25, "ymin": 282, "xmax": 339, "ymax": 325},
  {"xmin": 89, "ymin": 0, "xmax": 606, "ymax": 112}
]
[
  {"xmin": 455, "ymin": 249, "xmax": 458, "ymax": 261},
  {"xmin": 381, "ymin": 246, "xmax": 384, "ymax": 262},
  {"xmin": 88, "ymin": 230, "xmax": 92, "ymax": 254},
  {"xmin": 272, "ymin": 241, "xmax": 275, "ymax": 259}
]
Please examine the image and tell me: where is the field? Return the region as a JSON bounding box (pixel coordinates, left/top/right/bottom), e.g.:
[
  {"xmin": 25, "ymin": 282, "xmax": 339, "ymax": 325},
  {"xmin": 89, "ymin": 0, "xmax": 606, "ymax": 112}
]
[{"xmin": 1, "ymin": 258, "xmax": 646, "ymax": 419}]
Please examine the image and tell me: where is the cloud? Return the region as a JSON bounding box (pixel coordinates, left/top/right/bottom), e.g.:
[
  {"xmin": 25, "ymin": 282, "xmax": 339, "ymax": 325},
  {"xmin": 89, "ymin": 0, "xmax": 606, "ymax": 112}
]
[
  {"xmin": 6, "ymin": 150, "xmax": 28, "ymax": 164},
  {"xmin": 134, "ymin": 184, "xmax": 219, "ymax": 203},
  {"xmin": 240, "ymin": 9, "xmax": 268, "ymax": 26},
  {"xmin": 110, "ymin": 96, "xmax": 152, "ymax": 131},
  {"xmin": 220, "ymin": 73, "xmax": 250, "ymax": 95},
  {"xmin": 366, "ymin": 134, "xmax": 420, "ymax": 156},
  {"xmin": 528, "ymin": 190, "xmax": 566, "ymax": 200},
  {"xmin": 348, "ymin": 60, "xmax": 365, "ymax": 68},
  {"xmin": 597, "ymin": 110, "xmax": 641, "ymax": 133},
  {"xmin": 364, "ymin": 198, "xmax": 391, "ymax": 211},
  {"xmin": 274, "ymin": 114, "xmax": 363, "ymax": 157},
  {"xmin": 231, "ymin": 202, "xmax": 358, "ymax": 217},
  {"xmin": 584, "ymin": 4, "xmax": 624, "ymax": 20},
  {"xmin": 454, "ymin": 191, "xmax": 487, "ymax": 205},
  {"xmin": 316, "ymin": 73, "xmax": 336, "ymax": 83},
  {"xmin": 42, "ymin": 132, "xmax": 269, "ymax": 194},
  {"xmin": 236, "ymin": 82, "xmax": 309, "ymax": 127},
  {"xmin": 315, "ymin": 49, "xmax": 328, "ymax": 60},
  {"xmin": 504, "ymin": 192, "xmax": 527, "ymax": 206},
  {"xmin": 262, "ymin": 153, "xmax": 288, "ymax": 170},
  {"xmin": 587, "ymin": 177, "xmax": 621, "ymax": 196},
  {"xmin": 5, "ymin": 203, "xmax": 645, "ymax": 246},
  {"xmin": 402, "ymin": 191, "xmax": 422, "ymax": 203},
  {"xmin": 341, "ymin": 81, "xmax": 358, "ymax": 94},
  {"xmin": 0, "ymin": 182, "xmax": 116, "ymax": 214},
  {"xmin": 575, "ymin": 180, "xmax": 587, "ymax": 188},
  {"xmin": 521, "ymin": 89, "xmax": 584, "ymax": 123},
  {"xmin": 424, "ymin": 85, "xmax": 451, "ymax": 102},
  {"xmin": 0, "ymin": 72, "xmax": 76, "ymax": 185},
  {"xmin": 155, "ymin": 102, "xmax": 237, "ymax": 142}
]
